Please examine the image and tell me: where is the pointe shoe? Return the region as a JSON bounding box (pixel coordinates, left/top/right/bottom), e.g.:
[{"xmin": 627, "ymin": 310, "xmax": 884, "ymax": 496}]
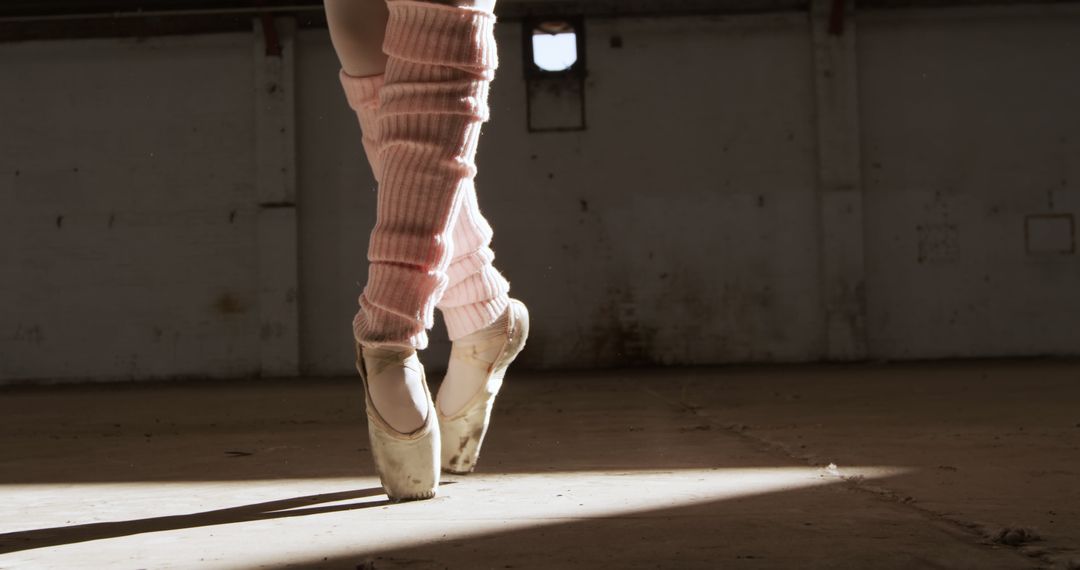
[
  {"xmin": 355, "ymin": 344, "xmax": 440, "ymax": 501},
  {"xmin": 438, "ymin": 298, "xmax": 530, "ymax": 474}
]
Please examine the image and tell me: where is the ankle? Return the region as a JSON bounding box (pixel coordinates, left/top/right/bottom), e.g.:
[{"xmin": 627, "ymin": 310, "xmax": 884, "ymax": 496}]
[
  {"xmin": 362, "ymin": 345, "xmax": 417, "ymax": 371},
  {"xmin": 437, "ymin": 308, "xmax": 511, "ymax": 416},
  {"xmin": 362, "ymin": 346, "xmax": 428, "ymax": 434},
  {"xmin": 456, "ymin": 308, "xmax": 510, "ymax": 346}
]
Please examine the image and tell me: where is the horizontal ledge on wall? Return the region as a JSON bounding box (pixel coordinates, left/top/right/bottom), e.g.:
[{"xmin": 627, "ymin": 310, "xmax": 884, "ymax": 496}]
[
  {"xmin": 1, "ymin": 0, "xmax": 802, "ymax": 21},
  {"xmin": 2, "ymin": 0, "xmax": 1078, "ymax": 41},
  {"xmin": 0, "ymin": 1, "xmax": 804, "ymax": 43},
  {"xmin": 857, "ymin": 0, "xmax": 1080, "ymax": 8},
  {"xmin": 497, "ymin": 0, "xmax": 806, "ymax": 19},
  {"xmin": 259, "ymin": 201, "xmax": 297, "ymax": 209},
  {"xmin": 0, "ymin": 6, "xmax": 325, "ymax": 43}
]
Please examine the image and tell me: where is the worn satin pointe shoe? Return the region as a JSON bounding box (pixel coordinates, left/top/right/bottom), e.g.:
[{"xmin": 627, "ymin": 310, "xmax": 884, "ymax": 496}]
[
  {"xmin": 437, "ymin": 298, "xmax": 530, "ymax": 474},
  {"xmin": 355, "ymin": 344, "xmax": 440, "ymax": 501}
]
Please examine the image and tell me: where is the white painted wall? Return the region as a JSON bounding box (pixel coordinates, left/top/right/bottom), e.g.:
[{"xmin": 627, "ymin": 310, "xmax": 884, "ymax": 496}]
[
  {"xmin": 1, "ymin": 5, "xmax": 1078, "ymax": 382},
  {"xmin": 1, "ymin": 34, "xmax": 262, "ymax": 381}
]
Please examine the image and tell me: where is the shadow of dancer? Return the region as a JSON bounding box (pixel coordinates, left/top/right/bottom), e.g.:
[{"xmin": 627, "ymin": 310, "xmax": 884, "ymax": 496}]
[{"xmin": 0, "ymin": 485, "xmax": 442, "ymax": 554}]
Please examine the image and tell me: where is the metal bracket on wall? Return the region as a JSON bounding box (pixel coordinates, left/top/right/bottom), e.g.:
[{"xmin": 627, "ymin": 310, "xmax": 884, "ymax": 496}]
[
  {"xmin": 260, "ymin": 13, "xmax": 283, "ymax": 57},
  {"xmin": 523, "ymin": 15, "xmax": 587, "ymax": 133},
  {"xmin": 828, "ymin": 0, "xmax": 846, "ymax": 34}
]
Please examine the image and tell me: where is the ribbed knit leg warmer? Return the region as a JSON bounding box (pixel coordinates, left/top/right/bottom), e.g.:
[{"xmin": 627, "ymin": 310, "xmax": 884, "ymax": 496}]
[
  {"xmin": 342, "ymin": 0, "xmax": 510, "ymax": 350},
  {"xmin": 437, "ymin": 178, "xmax": 511, "ymax": 340},
  {"xmin": 338, "ymin": 70, "xmax": 384, "ymax": 181}
]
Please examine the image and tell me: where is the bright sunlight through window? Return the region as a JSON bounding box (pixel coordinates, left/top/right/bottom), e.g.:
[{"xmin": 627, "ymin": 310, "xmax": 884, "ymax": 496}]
[{"xmin": 532, "ymin": 23, "xmax": 577, "ymax": 72}]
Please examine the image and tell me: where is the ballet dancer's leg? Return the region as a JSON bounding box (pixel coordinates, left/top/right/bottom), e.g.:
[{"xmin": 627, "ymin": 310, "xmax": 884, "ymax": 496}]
[
  {"xmin": 354, "ymin": 0, "xmax": 502, "ymax": 355},
  {"xmin": 332, "ymin": 0, "xmax": 509, "ymax": 491}
]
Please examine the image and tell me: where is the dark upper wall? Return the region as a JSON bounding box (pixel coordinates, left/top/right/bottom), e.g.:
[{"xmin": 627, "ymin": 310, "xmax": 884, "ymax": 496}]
[{"xmin": 4, "ymin": 0, "xmax": 1078, "ymax": 44}]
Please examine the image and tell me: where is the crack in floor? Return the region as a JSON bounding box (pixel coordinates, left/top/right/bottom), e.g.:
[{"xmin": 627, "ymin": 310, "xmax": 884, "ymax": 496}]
[{"xmin": 641, "ymin": 381, "xmax": 1069, "ymax": 570}]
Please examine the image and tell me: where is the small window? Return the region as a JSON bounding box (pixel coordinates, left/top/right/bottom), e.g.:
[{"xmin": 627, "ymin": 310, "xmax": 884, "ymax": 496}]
[
  {"xmin": 531, "ymin": 20, "xmax": 578, "ymax": 72},
  {"xmin": 522, "ymin": 16, "xmax": 587, "ymax": 132}
]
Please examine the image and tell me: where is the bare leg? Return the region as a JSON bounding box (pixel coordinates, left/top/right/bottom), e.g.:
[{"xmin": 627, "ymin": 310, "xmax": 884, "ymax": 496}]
[
  {"xmin": 325, "ymin": 0, "xmax": 389, "ymax": 77},
  {"xmin": 326, "ymin": 0, "xmax": 496, "ymax": 77}
]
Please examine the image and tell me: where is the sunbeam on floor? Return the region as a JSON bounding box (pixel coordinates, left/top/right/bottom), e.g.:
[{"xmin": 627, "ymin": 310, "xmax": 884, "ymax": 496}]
[{"xmin": 0, "ymin": 466, "xmax": 908, "ymax": 568}]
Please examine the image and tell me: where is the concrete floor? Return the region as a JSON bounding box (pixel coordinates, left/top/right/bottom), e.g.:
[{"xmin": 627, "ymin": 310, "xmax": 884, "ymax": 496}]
[{"xmin": 1, "ymin": 359, "xmax": 1078, "ymax": 569}]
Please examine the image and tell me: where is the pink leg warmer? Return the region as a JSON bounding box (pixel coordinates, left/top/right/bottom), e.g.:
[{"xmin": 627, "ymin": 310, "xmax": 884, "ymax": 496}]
[
  {"xmin": 338, "ymin": 70, "xmax": 384, "ymax": 182},
  {"xmin": 436, "ymin": 180, "xmax": 510, "ymax": 341},
  {"xmin": 339, "ymin": 0, "xmax": 510, "ymax": 349}
]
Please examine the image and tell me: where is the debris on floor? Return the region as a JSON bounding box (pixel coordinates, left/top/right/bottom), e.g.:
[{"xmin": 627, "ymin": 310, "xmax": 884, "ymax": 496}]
[{"xmin": 992, "ymin": 526, "xmax": 1041, "ymax": 546}]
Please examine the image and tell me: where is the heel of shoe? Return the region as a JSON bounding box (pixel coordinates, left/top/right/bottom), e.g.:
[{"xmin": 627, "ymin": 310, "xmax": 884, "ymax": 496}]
[{"xmin": 499, "ymin": 299, "xmax": 529, "ymax": 370}]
